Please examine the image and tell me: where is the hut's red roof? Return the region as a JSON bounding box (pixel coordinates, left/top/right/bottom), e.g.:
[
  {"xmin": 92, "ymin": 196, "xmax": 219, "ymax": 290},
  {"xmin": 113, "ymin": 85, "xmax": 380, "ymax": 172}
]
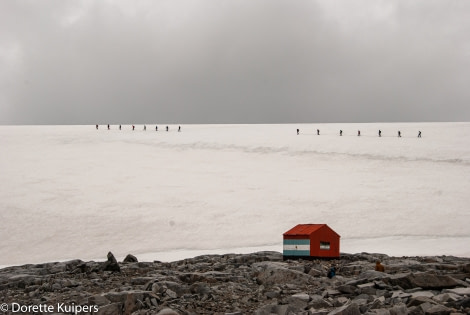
[{"xmin": 283, "ymin": 224, "xmax": 340, "ymax": 237}]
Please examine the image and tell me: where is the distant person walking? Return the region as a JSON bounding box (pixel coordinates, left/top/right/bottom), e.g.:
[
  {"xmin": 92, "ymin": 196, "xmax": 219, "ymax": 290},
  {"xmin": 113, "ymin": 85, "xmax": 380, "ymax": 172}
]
[
  {"xmin": 144, "ymin": 125, "xmax": 146, "ymax": 131},
  {"xmin": 297, "ymin": 129, "xmax": 299, "ymax": 135},
  {"xmin": 317, "ymin": 129, "xmax": 320, "ymax": 135},
  {"xmin": 155, "ymin": 125, "xmax": 158, "ymax": 131},
  {"xmin": 96, "ymin": 125, "xmax": 98, "ymax": 130},
  {"xmin": 340, "ymin": 130, "xmax": 342, "ymax": 136},
  {"xmin": 418, "ymin": 131, "xmax": 422, "ymax": 138},
  {"xmin": 166, "ymin": 126, "xmax": 169, "ymax": 132},
  {"xmin": 398, "ymin": 131, "xmax": 401, "ymax": 138},
  {"xmin": 107, "ymin": 124, "xmax": 110, "ymax": 130},
  {"xmin": 132, "ymin": 125, "xmax": 135, "ymax": 131},
  {"xmin": 358, "ymin": 130, "xmax": 361, "ymax": 136},
  {"xmin": 119, "ymin": 125, "xmax": 121, "ymax": 130},
  {"xmin": 178, "ymin": 126, "xmax": 181, "ymax": 132},
  {"xmin": 378, "ymin": 130, "xmax": 382, "ymax": 137}
]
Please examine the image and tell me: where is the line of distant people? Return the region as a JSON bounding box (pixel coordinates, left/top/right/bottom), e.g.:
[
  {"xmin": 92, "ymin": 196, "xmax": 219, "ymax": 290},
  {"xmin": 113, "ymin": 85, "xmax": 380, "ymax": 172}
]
[
  {"xmin": 297, "ymin": 128, "xmax": 422, "ymax": 138},
  {"xmin": 96, "ymin": 124, "xmax": 181, "ymax": 132}
]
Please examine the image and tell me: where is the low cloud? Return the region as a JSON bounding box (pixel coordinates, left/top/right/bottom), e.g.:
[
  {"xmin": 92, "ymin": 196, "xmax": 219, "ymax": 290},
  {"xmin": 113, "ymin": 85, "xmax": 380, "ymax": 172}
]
[{"xmin": 1, "ymin": 0, "xmax": 469, "ymax": 124}]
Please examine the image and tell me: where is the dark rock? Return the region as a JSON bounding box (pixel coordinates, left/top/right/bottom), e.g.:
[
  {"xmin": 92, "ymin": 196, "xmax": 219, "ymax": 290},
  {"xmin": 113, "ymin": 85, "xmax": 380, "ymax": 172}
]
[
  {"xmin": 353, "ymin": 293, "xmax": 373, "ymax": 304},
  {"xmin": 410, "ymin": 273, "xmax": 460, "ymax": 290},
  {"xmin": 446, "ymin": 297, "xmax": 470, "ymax": 309},
  {"xmin": 407, "ymin": 305, "xmax": 424, "ymax": 315},
  {"xmin": 374, "ymin": 280, "xmax": 393, "ymax": 290},
  {"xmin": 254, "ymin": 303, "xmax": 303, "ymax": 315},
  {"xmin": 151, "ymin": 280, "xmax": 189, "ymax": 297},
  {"xmin": 368, "ymin": 297, "xmax": 385, "ymax": 310},
  {"xmin": 253, "ymin": 261, "xmax": 314, "ymax": 285},
  {"xmin": 423, "ymin": 304, "xmax": 451, "ymax": 315},
  {"xmin": 328, "ymin": 302, "xmax": 361, "ymax": 315},
  {"xmin": 130, "ymin": 276, "xmax": 154, "ymax": 285},
  {"xmin": 101, "ymin": 252, "xmax": 121, "ymax": 272},
  {"xmin": 358, "ymin": 282, "xmax": 377, "ymax": 295},
  {"xmin": 384, "ymin": 273, "xmax": 460, "ymax": 290},
  {"xmin": 418, "ymin": 302, "xmax": 434, "ymax": 313},
  {"xmin": 123, "ymin": 254, "xmax": 138, "ymax": 263},
  {"xmin": 286, "ymin": 292, "xmax": 310, "ymax": 308},
  {"xmin": 64, "ymin": 259, "xmax": 85, "ymax": 272},
  {"xmin": 72, "ymin": 262, "xmax": 89, "ymax": 273},
  {"xmin": 51, "ymin": 282, "xmax": 62, "ymax": 291},
  {"xmin": 389, "ymin": 304, "xmax": 409, "ymax": 315},
  {"xmin": 432, "ymin": 292, "xmax": 459, "ymax": 303},
  {"xmin": 88, "ymin": 294, "xmax": 111, "ymax": 306},
  {"xmin": 97, "ymin": 302, "xmax": 123, "ymax": 315},
  {"xmin": 190, "ymin": 282, "xmax": 211, "ymax": 297},
  {"xmin": 124, "ymin": 292, "xmax": 145, "ymax": 314},
  {"xmin": 338, "ymin": 284, "xmax": 357, "ymax": 295},
  {"xmin": 309, "ymin": 295, "xmax": 333, "ymax": 309},
  {"xmin": 358, "ymin": 270, "xmax": 389, "ymax": 281},
  {"xmin": 407, "ymin": 296, "xmax": 438, "ymax": 307}
]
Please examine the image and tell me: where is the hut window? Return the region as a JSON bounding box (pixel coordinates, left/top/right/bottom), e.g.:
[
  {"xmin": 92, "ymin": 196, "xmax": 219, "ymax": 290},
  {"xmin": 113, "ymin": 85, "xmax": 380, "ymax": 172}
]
[{"xmin": 320, "ymin": 241, "xmax": 330, "ymax": 250}]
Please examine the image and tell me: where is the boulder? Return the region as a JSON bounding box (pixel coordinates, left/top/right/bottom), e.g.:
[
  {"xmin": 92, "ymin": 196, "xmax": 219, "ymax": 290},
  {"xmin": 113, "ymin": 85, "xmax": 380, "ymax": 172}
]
[
  {"xmin": 286, "ymin": 293, "xmax": 310, "ymax": 309},
  {"xmin": 123, "ymin": 254, "xmax": 138, "ymax": 263},
  {"xmin": 151, "ymin": 281, "xmax": 189, "ymax": 297},
  {"xmin": 102, "ymin": 289, "xmax": 154, "ymax": 313},
  {"xmin": 190, "ymin": 282, "xmax": 212, "ymax": 297},
  {"xmin": 443, "ymin": 287, "xmax": 470, "ymax": 296},
  {"xmin": 291, "ymin": 292, "xmax": 310, "ymax": 301},
  {"xmin": 254, "ymin": 303, "xmax": 303, "ymax": 315},
  {"xmin": 123, "ymin": 291, "xmax": 146, "ymax": 315},
  {"xmin": 309, "ymin": 295, "xmax": 333, "ymax": 309},
  {"xmin": 253, "ymin": 261, "xmax": 314, "ymax": 285},
  {"xmin": 338, "ymin": 284, "xmax": 357, "ymax": 295},
  {"xmin": 101, "ymin": 252, "xmax": 121, "ymax": 272},
  {"xmin": 424, "ymin": 304, "xmax": 452, "ymax": 315},
  {"xmin": 389, "ymin": 304, "xmax": 408, "ymax": 315},
  {"xmin": 97, "ymin": 303, "xmax": 123, "ymax": 315},
  {"xmin": 409, "ymin": 273, "xmax": 459, "ymax": 290},
  {"xmin": 410, "ymin": 291, "xmax": 435, "ymax": 298},
  {"xmin": 358, "ymin": 270, "xmax": 389, "ymax": 281},
  {"xmin": 88, "ymin": 294, "xmax": 111, "ymax": 306},
  {"xmin": 407, "ymin": 296, "xmax": 438, "ymax": 307},
  {"xmin": 446, "ymin": 297, "xmax": 470, "ymax": 309},
  {"xmin": 432, "ymin": 293, "xmax": 460, "ymax": 303},
  {"xmin": 418, "ymin": 302, "xmax": 434, "ymax": 313},
  {"xmin": 327, "ymin": 302, "xmax": 360, "ymax": 315},
  {"xmin": 384, "ymin": 273, "xmax": 459, "ymax": 290},
  {"xmin": 368, "ymin": 297, "xmax": 385, "ymax": 310}
]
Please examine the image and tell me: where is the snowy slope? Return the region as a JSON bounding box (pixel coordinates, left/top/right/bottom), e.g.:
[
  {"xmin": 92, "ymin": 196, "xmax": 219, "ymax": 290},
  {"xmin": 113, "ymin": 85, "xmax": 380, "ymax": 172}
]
[{"xmin": 0, "ymin": 123, "xmax": 469, "ymax": 266}]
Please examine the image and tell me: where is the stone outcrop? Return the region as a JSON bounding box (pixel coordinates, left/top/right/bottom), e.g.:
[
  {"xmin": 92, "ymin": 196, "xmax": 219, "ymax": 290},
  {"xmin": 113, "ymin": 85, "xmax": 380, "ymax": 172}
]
[
  {"xmin": 100, "ymin": 252, "xmax": 121, "ymax": 273},
  {"xmin": 0, "ymin": 252, "xmax": 469, "ymax": 314},
  {"xmin": 384, "ymin": 272, "xmax": 460, "ymax": 290},
  {"xmin": 124, "ymin": 254, "xmax": 139, "ymax": 263}
]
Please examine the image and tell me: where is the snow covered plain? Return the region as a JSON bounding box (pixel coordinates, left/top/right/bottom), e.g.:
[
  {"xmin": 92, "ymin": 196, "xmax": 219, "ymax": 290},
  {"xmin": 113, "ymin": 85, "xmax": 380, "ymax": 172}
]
[{"xmin": 0, "ymin": 123, "xmax": 469, "ymax": 267}]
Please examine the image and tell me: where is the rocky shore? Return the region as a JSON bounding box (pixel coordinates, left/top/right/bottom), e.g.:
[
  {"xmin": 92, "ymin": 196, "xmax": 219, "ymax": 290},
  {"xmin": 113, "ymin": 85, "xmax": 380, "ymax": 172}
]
[{"xmin": 1, "ymin": 251, "xmax": 469, "ymax": 315}]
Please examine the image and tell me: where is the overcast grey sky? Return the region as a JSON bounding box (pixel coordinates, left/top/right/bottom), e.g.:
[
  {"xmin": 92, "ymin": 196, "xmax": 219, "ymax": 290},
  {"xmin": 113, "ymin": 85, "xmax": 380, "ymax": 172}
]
[{"xmin": 1, "ymin": 0, "xmax": 469, "ymax": 124}]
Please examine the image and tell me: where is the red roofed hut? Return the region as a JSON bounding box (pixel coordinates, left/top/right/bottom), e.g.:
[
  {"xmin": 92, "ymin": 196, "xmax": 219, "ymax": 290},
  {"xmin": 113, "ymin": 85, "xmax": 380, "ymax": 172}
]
[{"xmin": 283, "ymin": 224, "xmax": 340, "ymax": 260}]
